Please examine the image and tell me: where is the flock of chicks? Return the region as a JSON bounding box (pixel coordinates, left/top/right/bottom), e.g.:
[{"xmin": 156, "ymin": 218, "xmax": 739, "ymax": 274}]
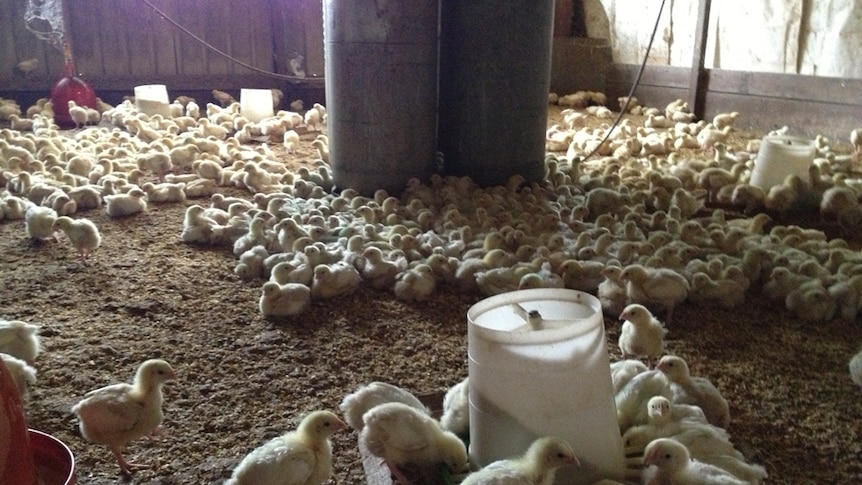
[
  {"xmin": 0, "ymin": 310, "xmax": 771, "ymax": 484},
  {"xmin": 2, "ymin": 86, "xmax": 862, "ymax": 483}
]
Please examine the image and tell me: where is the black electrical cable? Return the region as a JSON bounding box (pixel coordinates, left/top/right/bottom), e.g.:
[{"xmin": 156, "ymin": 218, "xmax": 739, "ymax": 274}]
[
  {"xmin": 139, "ymin": 0, "xmax": 311, "ymax": 82},
  {"xmin": 580, "ymin": 0, "xmax": 668, "ymax": 161}
]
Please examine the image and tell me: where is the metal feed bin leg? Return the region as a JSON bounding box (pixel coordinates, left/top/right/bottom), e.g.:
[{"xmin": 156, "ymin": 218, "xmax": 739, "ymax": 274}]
[
  {"xmin": 323, "ymin": 0, "xmax": 440, "ymax": 196},
  {"xmin": 438, "ymin": 0, "xmax": 554, "ymax": 187}
]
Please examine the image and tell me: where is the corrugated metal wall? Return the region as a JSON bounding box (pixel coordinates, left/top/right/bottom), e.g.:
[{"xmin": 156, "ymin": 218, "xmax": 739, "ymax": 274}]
[{"xmin": 1, "ymin": 0, "xmax": 324, "ymax": 100}]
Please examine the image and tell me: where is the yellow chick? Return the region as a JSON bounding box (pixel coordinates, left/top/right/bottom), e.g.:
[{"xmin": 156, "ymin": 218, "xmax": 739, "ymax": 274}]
[
  {"xmin": 655, "ymin": 355, "xmax": 730, "ymax": 429},
  {"xmin": 460, "ymin": 436, "xmax": 579, "ymax": 485},
  {"xmin": 53, "ymin": 216, "xmax": 101, "ymax": 261},
  {"xmin": 618, "ymin": 303, "xmax": 668, "ymax": 367},
  {"xmin": 72, "ymin": 359, "xmax": 177, "ymax": 475},
  {"xmin": 0, "ymin": 320, "xmax": 41, "ymax": 364},
  {"xmin": 226, "ymin": 410, "xmax": 346, "ymax": 485},
  {"xmin": 360, "ymin": 402, "xmax": 469, "ymax": 484}
]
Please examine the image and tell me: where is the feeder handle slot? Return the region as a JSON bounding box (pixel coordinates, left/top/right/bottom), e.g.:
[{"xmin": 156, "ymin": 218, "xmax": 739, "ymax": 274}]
[{"xmin": 510, "ymin": 304, "xmax": 572, "ymax": 332}]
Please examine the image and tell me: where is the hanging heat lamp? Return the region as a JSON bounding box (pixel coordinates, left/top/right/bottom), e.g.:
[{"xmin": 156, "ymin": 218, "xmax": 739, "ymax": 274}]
[{"xmin": 50, "ymin": 42, "xmax": 96, "ymax": 129}]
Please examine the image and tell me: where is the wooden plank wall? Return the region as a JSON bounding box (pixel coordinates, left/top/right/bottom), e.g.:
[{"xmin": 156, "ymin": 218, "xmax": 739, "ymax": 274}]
[
  {"xmin": 0, "ymin": 0, "xmax": 65, "ymax": 89},
  {"xmin": 2, "ymin": 0, "xmax": 860, "ymax": 140},
  {"xmin": 606, "ymin": 64, "xmax": 862, "ymax": 142},
  {"xmin": 0, "ymin": 0, "xmax": 325, "ymax": 107}
]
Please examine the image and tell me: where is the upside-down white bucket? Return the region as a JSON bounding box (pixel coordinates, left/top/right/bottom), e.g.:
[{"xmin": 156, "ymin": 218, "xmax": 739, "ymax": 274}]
[
  {"xmin": 749, "ymin": 135, "xmax": 816, "ymax": 190},
  {"xmin": 240, "ymin": 88, "xmax": 274, "ymax": 123},
  {"xmin": 134, "ymin": 84, "xmax": 170, "ymax": 117},
  {"xmin": 467, "ymin": 289, "xmax": 625, "ymax": 484}
]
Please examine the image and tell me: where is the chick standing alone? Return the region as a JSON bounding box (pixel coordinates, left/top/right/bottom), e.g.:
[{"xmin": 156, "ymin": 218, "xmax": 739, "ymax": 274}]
[
  {"xmin": 53, "ymin": 216, "xmax": 101, "ymax": 261},
  {"xmin": 618, "ymin": 304, "xmax": 667, "ymax": 367},
  {"xmin": 226, "ymin": 410, "xmax": 347, "ymax": 485},
  {"xmin": 71, "ymin": 359, "xmax": 176, "ymax": 475},
  {"xmin": 460, "ymin": 436, "xmax": 579, "ymax": 485}
]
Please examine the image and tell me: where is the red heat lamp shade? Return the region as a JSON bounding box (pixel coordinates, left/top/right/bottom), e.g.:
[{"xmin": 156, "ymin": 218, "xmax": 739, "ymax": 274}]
[{"xmin": 51, "ymin": 44, "xmax": 96, "ymax": 129}]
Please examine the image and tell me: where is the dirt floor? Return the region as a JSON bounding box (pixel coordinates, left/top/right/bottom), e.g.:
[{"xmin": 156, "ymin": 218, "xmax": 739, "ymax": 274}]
[{"xmin": 2, "ymin": 102, "xmax": 861, "ymax": 484}]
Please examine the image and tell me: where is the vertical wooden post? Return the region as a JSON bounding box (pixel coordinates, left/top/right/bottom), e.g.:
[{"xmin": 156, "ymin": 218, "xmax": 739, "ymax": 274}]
[{"xmin": 687, "ymin": 0, "xmax": 712, "ymax": 119}]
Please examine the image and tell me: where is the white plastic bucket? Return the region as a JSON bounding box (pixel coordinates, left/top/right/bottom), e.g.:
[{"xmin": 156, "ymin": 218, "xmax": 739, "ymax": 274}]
[
  {"xmin": 240, "ymin": 88, "xmax": 274, "ymax": 123},
  {"xmin": 467, "ymin": 289, "xmax": 625, "ymax": 484},
  {"xmin": 134, "ymin": 84, "xmax": 170, "ymax": 117},
  {"xmin": 749, "ymin": 135, "xmax": 815, "ymax": 189}
]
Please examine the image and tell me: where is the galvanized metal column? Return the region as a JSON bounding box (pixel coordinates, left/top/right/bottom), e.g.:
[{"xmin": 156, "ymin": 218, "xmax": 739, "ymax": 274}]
[
  {"xmin": 438, "ymin": 0, "xmax": 555, "ymax": 187},
  {"xmin": 323, "ymin": 0, "xmax": 440, "ymax": 195}
]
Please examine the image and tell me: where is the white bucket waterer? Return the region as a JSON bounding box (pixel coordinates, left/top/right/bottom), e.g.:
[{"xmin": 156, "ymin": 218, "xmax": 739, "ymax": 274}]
[
  {"xmin": 240, "ymin": 88, "xmax": 274, "ymax": 123},
  {"xmin": 134, "ymin": 84, "xmax": 170, "ymax": 117},
  {"xmin": 467, "ymin": 289, "xmax": 625, "ymax": 484},
  {"xmin": 749, "ymin": 135, "xmax": 816, "ymax": 190}
]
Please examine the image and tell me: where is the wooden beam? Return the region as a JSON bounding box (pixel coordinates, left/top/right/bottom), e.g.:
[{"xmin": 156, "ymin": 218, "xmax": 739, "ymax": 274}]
[{"xmin": 687, "ymin": 0, "xmax": 711, "ymax": 118}]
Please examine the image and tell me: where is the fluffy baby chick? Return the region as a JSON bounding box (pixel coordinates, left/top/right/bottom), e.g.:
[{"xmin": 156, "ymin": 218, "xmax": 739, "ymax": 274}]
[
  {"xmin": 610, "ymin": 359, "xmax": 648, "ymax": 395},
  {"xmin": 439, "ymin": 377, "xmax": 469, "ymax": 438},
  {"xmin": 1, "ymin": 352, "xmax": 37, "ymax": 400},
  {"xmin": 620, "ymin": 264, "xmax": 690, "ymax": 324},
  {"xmin": 259, "ymin": 281, "xmax": 311, "ymax": 318},
  {"xmin": 72, "ymin": 359, "xmax": 177, "ymax": 475},
  {"xmin": 67, "ymin": 100, "xmax": 89, "ymax": 129},
  {"xmin": 711, "ymin": 111, "xmax": 740, "ymax": 130},
  {"xmin": 283, "ymin": 129, "xmax": 300, "ymax": 153},
  {"xmin": 226, "ymin": 410, "xmax": 346, "ymax": 485},
  {"xmin": 460, "ymin": 436, "xmax": 579, "ymax": 485},
  {"xmin": 393, "ymin": 263, "xmax": 437, "ymax": 303},
  {"xmin": 850, "ymin": 128, "xmax": 862, "ymax": 159},
  {"xmin": 646, "ymin": 395, "xmax": 708, "ymax": 427},
  {"xmin": 340, "ymin": 381, "xmax": 429, "ymax": 431},
  {"xmin": 357, "ymin": 246, "xmax": 405, "ymax": 290},
  {"xmin": 311, "ymin": 137, "xmax": 329, "ymax": 164},
  {"xmin": 53, "ymin": 216, "xmax": 101, "ymax": 261},
  {"xmin": 642, "ymin": 438, "xmax": 747, "ymax": 485},
  {"xmin": 0, "ymin": 320, "xmax": 41, "ymax": 364},
  {"xmin": 142, "ymin": 182, "xmax": 187, "ymax": 203},
  {"xmin": 25, "ymin": 205, "xmax": 58, "ymax": 242},
  {"xmin": 614, "ymin": 369, "xmax": 672, "ymax": 432},
  {"xmin": 304, "ymin": 108, "xmax": 322, "ymax": 133},
  {"xmin": 360, "ymin": 402, "xmax": 469, "ymax": 484},
  {"xmin": 311, "ymin": 262, "xmax": 362, "ymax": 300},
  {"xmin": 475, "ymin": 266, "xmax": 527, "ymax": 296},
  {"xmin": 819, "ymin": 185, "xmax": 860, "ymax": 224},
  {"xmin": 181, "ymin": 204, "xmax": 219, "ymax": 244},
  {"xmin": 850, "ymin": 346, "xmax": 862, "ymax": 389},
  {"xmin": 105, "ymin": 188, "xmax": 147, "ymax": 217},
  {"xmin": 598, "ymin": 266, "xmax": 629, "ymax": 317},
  {"xmin": 689, "ymin": 272, "xmax": 747, "ymax": 310},
  {"xmin": 16, "ymin": 57, "xmax": 39, "ymax": 74},
  {"xmin": 618, "ymin": 304, "xmax": 668, "ymax": 367},
  {"xmin": 656, "ymin": 355, "xmax": 730, "ymax": 429}
]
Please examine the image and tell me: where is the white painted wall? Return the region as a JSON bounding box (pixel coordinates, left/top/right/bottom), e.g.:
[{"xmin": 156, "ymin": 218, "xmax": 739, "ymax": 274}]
[{"xmin": 582, "ymin": 0, "xmax": 862, "ymax": 78}]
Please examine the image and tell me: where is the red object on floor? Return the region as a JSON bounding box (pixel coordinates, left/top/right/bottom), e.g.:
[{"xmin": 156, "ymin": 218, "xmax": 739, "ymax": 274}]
[
  {"xmin": 51, "ymin": 43, "xmax": 96, "ymax": 129},
  {"xmin": 29, "ymin": 429, "xmax": 76, "ymax": 485},
  {"xmin": 0, "ymin": 359, "xmax": 39, "ymax": 485}
]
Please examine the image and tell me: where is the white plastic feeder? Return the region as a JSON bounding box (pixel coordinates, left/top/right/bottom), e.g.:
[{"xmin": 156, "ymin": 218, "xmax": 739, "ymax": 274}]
[
  {"xmin": 467, "ymin": 289, "xmax": 625, "ymax": 484},
  {"xmin": 749, "ymin": 135, "xmax": 816, "ymax": 190},
  {"xmin": 240, "ymin": 88, "xmax": 274, "ymax": 123},
  {"xmin": 133, "ymin": 84, "xmax": 170, "ymax": 117}
]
